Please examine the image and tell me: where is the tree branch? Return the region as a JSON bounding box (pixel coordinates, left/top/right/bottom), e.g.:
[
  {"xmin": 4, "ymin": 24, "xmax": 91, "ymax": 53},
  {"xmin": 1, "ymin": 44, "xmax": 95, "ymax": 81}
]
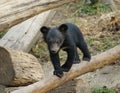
[
  {"xmin": 0, "ymin": 0, "xmax": 75, "ymax": 32},
  {"xmin": 11, "ymin": 44, "xmax": 120, "ymax": 93}
]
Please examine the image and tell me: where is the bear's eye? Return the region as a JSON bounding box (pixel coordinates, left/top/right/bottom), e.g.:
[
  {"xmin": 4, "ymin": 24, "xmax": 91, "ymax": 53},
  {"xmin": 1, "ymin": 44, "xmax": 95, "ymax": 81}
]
[
  {"xmin": 56, "ymin": 41, "xmax": 59, "ymax": 43},
  {"xmin": 46, "ymin": 40, "xmax": 52, "ymax": 44},
  {"xmin": 55, "ymin": 39, "xmax": 60, "ymax": 44},
  {"xmin": 47, "ymin": 38, "xmax": 52, "ymax": 43}
]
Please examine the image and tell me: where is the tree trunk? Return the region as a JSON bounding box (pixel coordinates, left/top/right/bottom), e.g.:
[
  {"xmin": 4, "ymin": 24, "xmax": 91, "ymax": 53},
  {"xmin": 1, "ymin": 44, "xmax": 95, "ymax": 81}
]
[
  {"xmin": 0, "ymin": 10, "xmax": 55, "ymax": 52},
  {"xmin": 0, "ymin": 0, "xmax": 75, "ymax": 32},
  {"xmin": 10, "ymin": 44, "xmax": 120, "ymax": 93},
  {"xmin": 0, "ymin": 46, "xmax": 44, "ymax": 86}
]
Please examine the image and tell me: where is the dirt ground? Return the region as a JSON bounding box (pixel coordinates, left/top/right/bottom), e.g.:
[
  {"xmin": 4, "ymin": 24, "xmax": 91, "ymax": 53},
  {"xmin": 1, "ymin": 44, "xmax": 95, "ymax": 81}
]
[
  {"xmin": 29, "ymin": 2, "xmax": 120, "ymax": 93},
  {"xmin": 34, "ymin": 1, "xmax": 120, "ymax": 93},
  {"xmin": 0, "ymin": 1, "xmax": 119, "ymax": 93}
]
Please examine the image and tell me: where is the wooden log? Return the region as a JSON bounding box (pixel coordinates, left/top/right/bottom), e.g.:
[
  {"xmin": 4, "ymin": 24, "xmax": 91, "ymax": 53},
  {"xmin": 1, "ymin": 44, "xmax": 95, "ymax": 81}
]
[
  {"xmin": 0, "ymin": 10, "xmax": 55, "ymax": 52},
  {"xmin": 10, "ymin": 44, "xmax": 120, "ymax": 93},
  {"xmin": 0, "ymin": 0, "xmax": 75, "ymax": 32},
  {"xmin": 0, "ymin": 46, "xmax": 44, "ymax": 86}
]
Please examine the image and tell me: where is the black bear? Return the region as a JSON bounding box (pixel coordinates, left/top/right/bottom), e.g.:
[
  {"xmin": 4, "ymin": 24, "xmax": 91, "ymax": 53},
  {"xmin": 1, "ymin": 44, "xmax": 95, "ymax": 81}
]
[{"xmin": 40, "ymin": 23, "xmax": 91, "ymax": 78}]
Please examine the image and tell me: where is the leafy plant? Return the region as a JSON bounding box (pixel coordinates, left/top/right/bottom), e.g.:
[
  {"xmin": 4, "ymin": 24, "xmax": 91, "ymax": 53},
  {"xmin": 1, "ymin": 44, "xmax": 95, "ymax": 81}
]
[
  {"xmin": 75, "ymin": 1, "xmax": 111, "ymax": 16},
  {"xmin": 85, "ymin": 33, "xmax": 120, "ymax": 53},
  {"xmin": 0, "ymin": 30, "xmax": 7, "ymax": 38},
  {"xmin": 92, "ymin": 86, "xmax": 116, "ymax": 93}
]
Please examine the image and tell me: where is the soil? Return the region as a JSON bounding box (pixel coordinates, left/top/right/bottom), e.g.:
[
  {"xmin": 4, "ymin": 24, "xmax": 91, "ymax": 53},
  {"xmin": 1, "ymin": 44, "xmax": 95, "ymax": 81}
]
[{"xmin": 0, "ymin": 1, "xmax": 120, "ymax": 93}]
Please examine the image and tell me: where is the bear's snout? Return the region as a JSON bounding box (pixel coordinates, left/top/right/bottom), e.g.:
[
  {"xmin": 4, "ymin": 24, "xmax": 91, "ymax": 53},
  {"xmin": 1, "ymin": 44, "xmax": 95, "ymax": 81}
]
[{"xmin": 50, "ymin": 44, "xmax": 60, "ymax": 53}]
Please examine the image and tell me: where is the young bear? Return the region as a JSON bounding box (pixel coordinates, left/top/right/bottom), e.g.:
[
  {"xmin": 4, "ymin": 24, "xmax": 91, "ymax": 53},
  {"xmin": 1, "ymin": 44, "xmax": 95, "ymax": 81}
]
[{"xmin": 40, "ymin": 23, "xmax": 91, "ymax": 78}]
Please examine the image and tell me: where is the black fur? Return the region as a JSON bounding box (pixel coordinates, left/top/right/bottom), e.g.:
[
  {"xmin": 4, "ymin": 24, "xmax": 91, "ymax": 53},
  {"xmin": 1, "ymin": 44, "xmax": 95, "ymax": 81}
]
[{"xmin": 40, "ymin": 23, "xmax": 91, "ymax": 78}]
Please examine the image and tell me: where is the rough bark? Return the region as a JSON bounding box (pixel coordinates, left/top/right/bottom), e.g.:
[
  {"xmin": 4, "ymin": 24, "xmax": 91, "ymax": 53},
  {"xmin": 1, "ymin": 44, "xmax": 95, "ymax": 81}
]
[
  {"xmin": 10, "ymin": 44, "xmax": 120, "ymax": 93},
  {"xmin": 0, "ymin": 0, "xmax": 75, "ymax": 32},
  {"xmin": 0, "ymin": 10, "xmax": 55, "ymax": 52},
  {"xmin": 0, "ymin": 46, "xmax": 44, "ymax": 86}
]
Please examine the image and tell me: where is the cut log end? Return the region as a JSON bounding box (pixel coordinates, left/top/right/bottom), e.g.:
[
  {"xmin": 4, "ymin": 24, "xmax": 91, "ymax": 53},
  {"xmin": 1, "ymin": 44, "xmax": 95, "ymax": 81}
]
[
  {"xmin": 0, "ymin": 46, "xmax": 44, "ymax": 86},
  {"xmin": 0, "ymin": 47, "xmax": 15, "ymax": 86}
]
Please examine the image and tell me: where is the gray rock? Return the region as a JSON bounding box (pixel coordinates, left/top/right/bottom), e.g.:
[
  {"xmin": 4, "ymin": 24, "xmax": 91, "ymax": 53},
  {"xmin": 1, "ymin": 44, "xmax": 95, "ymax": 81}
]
[
  {"xmin": 48, "ymin": 79, "xmax": 91, "ymax": 93},
  {"xmin": 80, "ymin": 62, "xmax": 120, "ymax": 88}
]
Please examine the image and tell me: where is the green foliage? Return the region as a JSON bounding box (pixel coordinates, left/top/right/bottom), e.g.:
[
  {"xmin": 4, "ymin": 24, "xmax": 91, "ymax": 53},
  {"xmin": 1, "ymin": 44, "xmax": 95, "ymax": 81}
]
[
  {"xmin": 0, "ymin": 30, "xmax": 7, "ymax": 38},
  {"xmin": 92, "ymin": 86, "xmax": 116, "ymax": 93},
  {"xmin": 75, "ymin": 1, "xmax": 111, "ymax": 16},
  {"xmin": 90, "ymin": 0, "xmax": 99, "ymax": 5},
  {"xmin": 85, "ymin": 33, "xmax": 120, "ymax": 53}
]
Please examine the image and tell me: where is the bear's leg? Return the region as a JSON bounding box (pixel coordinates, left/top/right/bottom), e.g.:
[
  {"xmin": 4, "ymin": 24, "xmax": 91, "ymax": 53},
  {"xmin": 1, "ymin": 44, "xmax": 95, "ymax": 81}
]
[
  {"xmin": 78, "ymin": 41, "xmax": 91, "ymax": 61},
  {"xmin": 50, "ymin": 52, "xmax": 63, "ymax": 78},
  {"xmin": 61, "ymin": 48, "xmax": 75, "ymax": 72},
  {"xmin": 73, "ymin": 48, "xmax": 80, "ymax": 64}
]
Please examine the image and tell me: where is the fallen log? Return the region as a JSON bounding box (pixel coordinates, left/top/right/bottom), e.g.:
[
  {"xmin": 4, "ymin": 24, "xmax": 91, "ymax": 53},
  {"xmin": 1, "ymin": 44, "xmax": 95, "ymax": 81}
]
[
  {"xmin": 0, "ymin": 10, "xmax": 55, "ymax": 52},
  {"xmin": 0, "ymin": 46, "xmax": 44, "ymax": 86},
  {"xmin": 0, "ymin": 0, "xmax": 75, "ymax": 32},
  {"xmin": 0, "ymin": 1, "xmax": 55, "ymax": 86},
  {"xmin": 10, "ymin": 44, "xmax": 120, "ymax": 93}
]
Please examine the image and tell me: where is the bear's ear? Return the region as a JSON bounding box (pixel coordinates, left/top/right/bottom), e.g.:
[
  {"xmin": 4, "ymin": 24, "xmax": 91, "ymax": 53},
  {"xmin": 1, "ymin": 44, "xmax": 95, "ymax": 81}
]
[
  {"xmin": 40, "ymin": 26, "xmax": 50, "ymax": 34},
  {"xmin": 59, "ymin": 24, "xmax": 68, "ymax": 33}
]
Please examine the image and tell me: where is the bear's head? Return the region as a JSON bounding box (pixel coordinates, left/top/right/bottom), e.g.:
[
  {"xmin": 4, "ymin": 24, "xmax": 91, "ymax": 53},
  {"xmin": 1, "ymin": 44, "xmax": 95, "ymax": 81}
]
[{"xmin": 40, "ymin": 24, "xmax": 68, "ymax": 53}]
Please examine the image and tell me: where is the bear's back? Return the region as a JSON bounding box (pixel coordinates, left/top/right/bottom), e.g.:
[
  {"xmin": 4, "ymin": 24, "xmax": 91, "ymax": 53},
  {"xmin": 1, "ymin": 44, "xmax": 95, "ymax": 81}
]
[{"xmin": 64, "ymin": 23, "xmax": 84, "ymax": 42}]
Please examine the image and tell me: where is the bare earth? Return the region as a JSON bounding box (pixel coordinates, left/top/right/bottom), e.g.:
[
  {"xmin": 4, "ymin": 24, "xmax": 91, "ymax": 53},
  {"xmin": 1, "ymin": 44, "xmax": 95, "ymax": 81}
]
[{"xmin": 41, "ymin": 1, "xmax": 120, "ymax": 92}]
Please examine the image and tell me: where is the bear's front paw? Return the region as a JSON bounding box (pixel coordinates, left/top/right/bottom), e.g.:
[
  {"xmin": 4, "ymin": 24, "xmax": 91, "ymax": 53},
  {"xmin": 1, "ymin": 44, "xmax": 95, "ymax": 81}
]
[
  {"xmin": 73, "ymin": 56, "xmax": 81, "ymax": 64},
  {"xmin": 61, "ymin": 65, "xmax": 70, "ymax": 72},
  {"xmin": 82, "ymin": 57, "xmax": 91, "ymax": 62},
  {"xmin": 53, "ymin": 70, "xmax": 64, "ymax": 78}
]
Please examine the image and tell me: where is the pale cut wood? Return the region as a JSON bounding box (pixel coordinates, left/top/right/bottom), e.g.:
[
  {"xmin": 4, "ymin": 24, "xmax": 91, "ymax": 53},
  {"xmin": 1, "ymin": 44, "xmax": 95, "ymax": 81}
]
[
  {"xmin": 10, "ymin": 44, "xmax": 120, "ymax": 93},
  {"xmin": 0, "ymin": 10, "xmax": 55, "ymax": 52},
  {"xmin": 0, "ymin": 0, "xmax": 75, "ymax": 32},
  {"xmin": 0, "ymin": 46, "xmax": 44, "ymax": 86}
]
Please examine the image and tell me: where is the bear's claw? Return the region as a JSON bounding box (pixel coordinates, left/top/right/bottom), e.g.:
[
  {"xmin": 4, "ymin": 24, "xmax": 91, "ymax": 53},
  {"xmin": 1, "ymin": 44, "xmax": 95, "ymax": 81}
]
[{"xmin": 53, "ymin": 70, "xmax": 64, "ymax": 78}]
